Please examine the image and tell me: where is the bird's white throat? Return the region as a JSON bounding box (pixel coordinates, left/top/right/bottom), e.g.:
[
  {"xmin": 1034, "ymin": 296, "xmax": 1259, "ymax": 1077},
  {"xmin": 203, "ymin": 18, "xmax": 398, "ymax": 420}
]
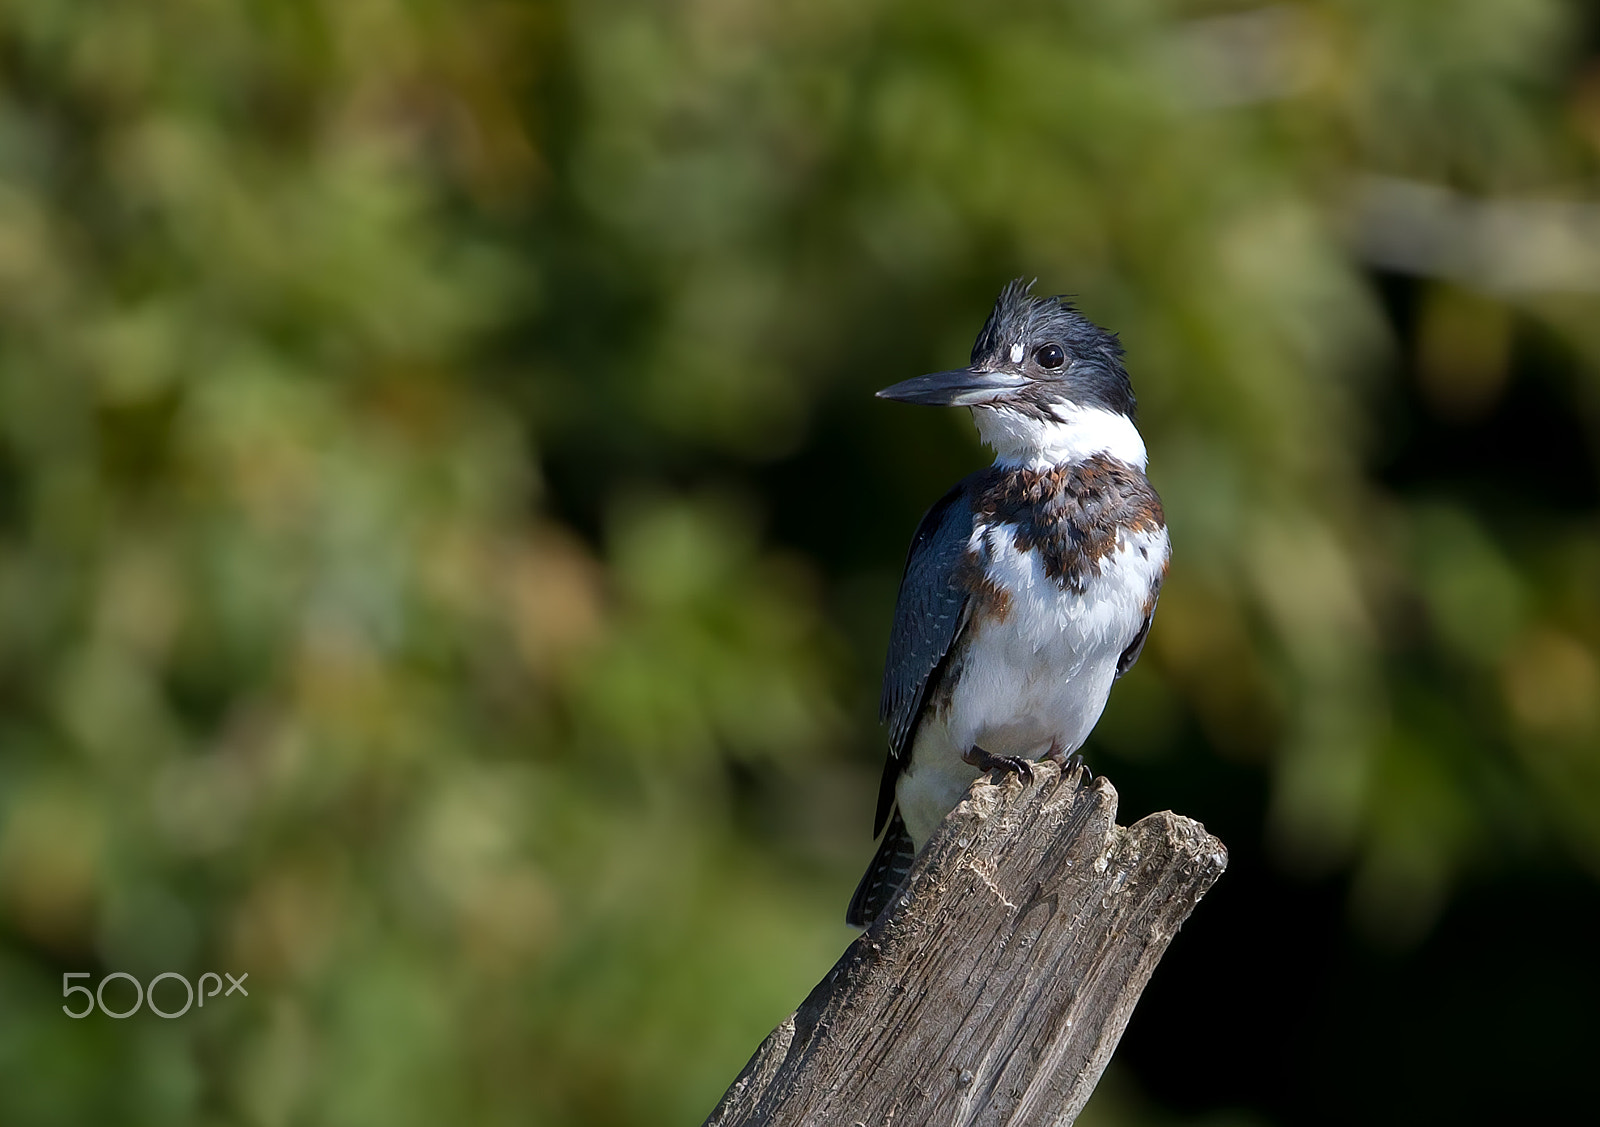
[{"xmin": 972, "ymin": 402, "xmax": 1148, "ymax": 470}]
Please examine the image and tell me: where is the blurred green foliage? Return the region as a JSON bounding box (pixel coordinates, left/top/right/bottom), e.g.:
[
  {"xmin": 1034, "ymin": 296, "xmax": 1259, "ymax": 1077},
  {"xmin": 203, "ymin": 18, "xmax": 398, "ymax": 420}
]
[{"xmin": 0, "ymin": 1, "xmax": 1596, "ymax": 1124}]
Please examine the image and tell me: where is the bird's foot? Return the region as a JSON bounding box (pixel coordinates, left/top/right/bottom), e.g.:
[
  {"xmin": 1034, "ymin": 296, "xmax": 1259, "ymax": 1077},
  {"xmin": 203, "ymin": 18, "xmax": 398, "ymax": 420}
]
[
  {"xmin": 1044, "ymin": 742, "xmax": 1093, "ymax": 787},
  {"xmin": 963, "ymin": 745, "xmax": 1035, "ymax": 783}
]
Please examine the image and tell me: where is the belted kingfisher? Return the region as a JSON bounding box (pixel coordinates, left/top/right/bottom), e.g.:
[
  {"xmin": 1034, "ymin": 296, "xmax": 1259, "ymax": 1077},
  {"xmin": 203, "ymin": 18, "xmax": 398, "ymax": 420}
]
[{"xmin": 846, "ymin": 279, "xmax": 1169, "ymax": 928}]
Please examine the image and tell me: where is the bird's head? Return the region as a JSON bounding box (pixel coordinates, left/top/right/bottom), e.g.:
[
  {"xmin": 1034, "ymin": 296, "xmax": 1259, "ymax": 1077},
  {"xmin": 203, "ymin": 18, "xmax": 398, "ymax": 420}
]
[{"xmin": 877, "ymin": 279, "xmax": 1145, "ymax": 469}]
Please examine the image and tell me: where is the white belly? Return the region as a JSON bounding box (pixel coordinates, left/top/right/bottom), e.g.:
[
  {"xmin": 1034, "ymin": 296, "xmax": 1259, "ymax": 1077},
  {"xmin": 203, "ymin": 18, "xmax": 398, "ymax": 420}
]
[{"xmin": 896, "ymin": 522, "xmax": 1168, "ymax": 848}]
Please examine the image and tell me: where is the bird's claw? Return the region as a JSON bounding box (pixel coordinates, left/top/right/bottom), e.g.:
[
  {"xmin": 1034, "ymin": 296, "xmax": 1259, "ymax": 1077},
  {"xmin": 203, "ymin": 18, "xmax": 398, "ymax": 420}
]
[
  {"xmin": 1044, "ymin": 744, "xmax": 1093, "ymax": 788},
  {"xmin": 964, "ymin": 746, "xmax": 1035, "ymax": 783}
]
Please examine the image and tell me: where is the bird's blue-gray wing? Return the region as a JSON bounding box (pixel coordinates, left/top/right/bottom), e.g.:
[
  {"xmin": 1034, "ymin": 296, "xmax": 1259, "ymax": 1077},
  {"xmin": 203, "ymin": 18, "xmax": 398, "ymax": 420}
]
[{"xmin": 873, "ymin": 477, "xmax": 977, "ymax": 835}]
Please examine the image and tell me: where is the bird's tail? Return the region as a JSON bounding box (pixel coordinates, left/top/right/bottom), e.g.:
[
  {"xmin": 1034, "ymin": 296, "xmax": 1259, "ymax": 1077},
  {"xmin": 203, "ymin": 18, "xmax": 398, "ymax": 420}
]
[{"xmin": 845, "ymin": 809, "xmax": 917, "ymax": 928}]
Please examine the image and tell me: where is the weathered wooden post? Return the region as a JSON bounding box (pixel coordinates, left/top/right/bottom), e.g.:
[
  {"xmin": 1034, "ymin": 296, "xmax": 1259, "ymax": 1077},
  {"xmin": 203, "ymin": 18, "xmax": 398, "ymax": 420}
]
[{"xmin": 704, "ymin": 760, "xmax": 1226, "ymax": 1127}]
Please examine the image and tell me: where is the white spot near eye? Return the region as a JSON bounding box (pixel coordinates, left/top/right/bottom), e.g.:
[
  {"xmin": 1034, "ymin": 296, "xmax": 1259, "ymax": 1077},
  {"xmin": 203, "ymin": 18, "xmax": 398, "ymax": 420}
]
[{"xmin": 1010, "ymin": 342, "xmax": 1024, "ymax": 364}]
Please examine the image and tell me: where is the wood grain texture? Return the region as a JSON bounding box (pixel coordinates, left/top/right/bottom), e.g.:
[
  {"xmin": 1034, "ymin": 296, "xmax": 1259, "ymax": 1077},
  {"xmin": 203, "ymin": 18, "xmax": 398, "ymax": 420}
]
[{"xmin": 704, "ymin": 761, "xmax": 1227, "ymax": 1127}]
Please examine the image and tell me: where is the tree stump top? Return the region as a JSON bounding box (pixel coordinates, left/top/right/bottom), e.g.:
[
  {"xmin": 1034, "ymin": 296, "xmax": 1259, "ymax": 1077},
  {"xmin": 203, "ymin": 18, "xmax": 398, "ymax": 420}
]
[{"xmin": 706, "ymin": 762, "xmax": 1227, "ymax": 1127}]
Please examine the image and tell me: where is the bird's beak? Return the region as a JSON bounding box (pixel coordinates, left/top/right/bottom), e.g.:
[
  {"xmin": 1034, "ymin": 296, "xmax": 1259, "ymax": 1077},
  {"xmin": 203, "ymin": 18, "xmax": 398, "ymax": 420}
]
[{"xmin": 875, "ymin": 367, "xmax": 1031, "ymax": 407}]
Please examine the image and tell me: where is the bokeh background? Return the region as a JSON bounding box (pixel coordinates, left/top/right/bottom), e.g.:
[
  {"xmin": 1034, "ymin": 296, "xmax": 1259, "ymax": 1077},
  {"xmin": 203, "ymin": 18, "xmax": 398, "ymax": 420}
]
[{"xmin": 0, "ymin": 1, "xmax": 1597, "ymax": 1124}]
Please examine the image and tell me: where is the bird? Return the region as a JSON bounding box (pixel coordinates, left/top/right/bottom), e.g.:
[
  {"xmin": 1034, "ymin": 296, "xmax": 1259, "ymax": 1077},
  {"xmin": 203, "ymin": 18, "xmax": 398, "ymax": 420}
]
[{"xmin": 846, "ymin": 279, "xmax": 1169, "ymax": 928}]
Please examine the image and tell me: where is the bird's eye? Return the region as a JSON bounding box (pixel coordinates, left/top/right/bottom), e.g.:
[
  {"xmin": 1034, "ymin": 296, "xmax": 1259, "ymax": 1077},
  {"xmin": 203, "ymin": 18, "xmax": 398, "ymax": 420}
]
[{"xmin": 1034, "ymin": 343, "xmax": 1066, "ymax": 370}]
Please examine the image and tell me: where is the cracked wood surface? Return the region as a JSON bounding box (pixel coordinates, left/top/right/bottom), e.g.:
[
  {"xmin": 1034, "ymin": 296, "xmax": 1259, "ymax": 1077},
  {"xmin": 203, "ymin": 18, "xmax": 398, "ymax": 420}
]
[{"xmin": 704, "ymin": 761, "xmax": 1227, "ymax": 1127}]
